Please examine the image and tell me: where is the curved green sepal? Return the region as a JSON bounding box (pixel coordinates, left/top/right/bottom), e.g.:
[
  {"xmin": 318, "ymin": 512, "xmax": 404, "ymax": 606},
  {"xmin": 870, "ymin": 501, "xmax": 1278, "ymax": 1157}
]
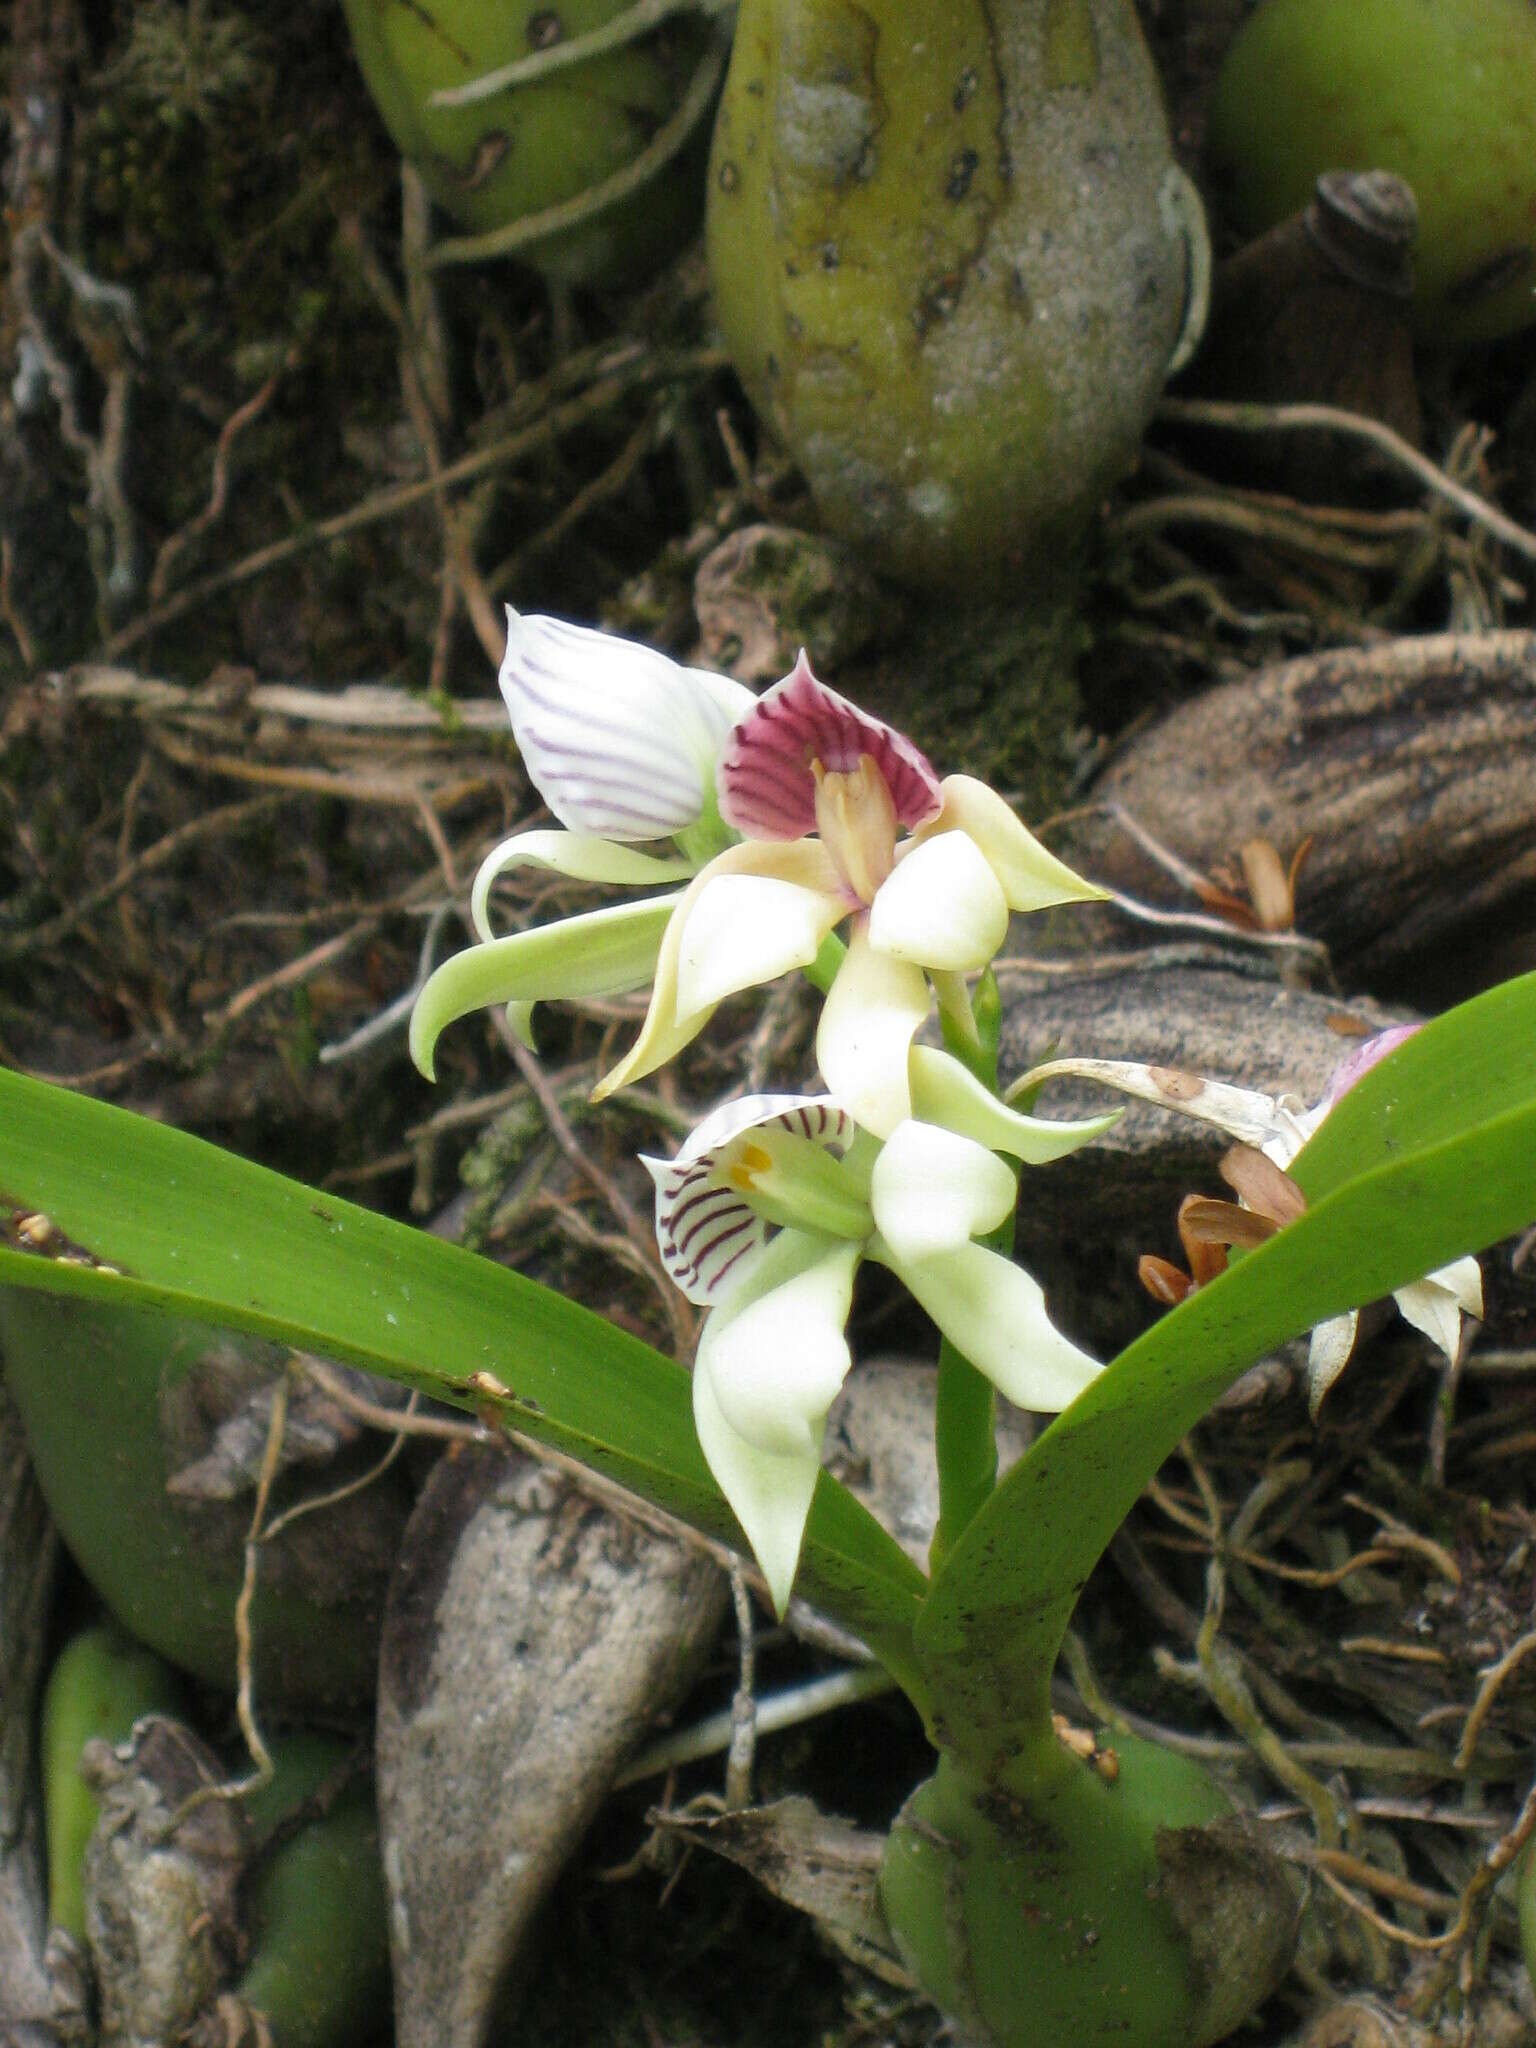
[
  {"xmin": 470, "ymin": 831, "xmax": 694, "ymax": 941},
  {"xmin": 409, "ymin": 892, "xmax": 681, "ymax": 1079}
]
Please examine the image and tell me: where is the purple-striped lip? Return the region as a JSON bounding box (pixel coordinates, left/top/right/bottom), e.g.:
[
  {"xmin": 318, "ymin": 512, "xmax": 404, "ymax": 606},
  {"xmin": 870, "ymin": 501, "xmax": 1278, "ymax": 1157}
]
[
  {"xmin": 717, "ymin": 652, "xmax": 942, "ymax": 843},
  {"xmin": 643, "ymin": 1093, "xmax": 856, "ymax": 1304}
]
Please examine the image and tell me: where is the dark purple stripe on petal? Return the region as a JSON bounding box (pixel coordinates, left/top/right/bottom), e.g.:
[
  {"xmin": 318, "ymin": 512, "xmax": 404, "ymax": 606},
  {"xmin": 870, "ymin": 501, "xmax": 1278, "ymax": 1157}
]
[
  {"xmin": 681, "ymin": 1215, "xmax": 758, "ymax": 1284},
  {"xmin": 705, "ymin": 1242, "xmax": 754, "ymax": 1292},
  {"xmin": 672, "ymin": 1190, "xmax": 741, "ymax": 1253}
]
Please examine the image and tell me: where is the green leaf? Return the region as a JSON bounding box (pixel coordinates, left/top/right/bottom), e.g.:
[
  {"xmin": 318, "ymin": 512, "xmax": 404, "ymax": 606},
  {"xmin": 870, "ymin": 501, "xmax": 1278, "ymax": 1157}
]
[
  {"xmin": 917, "ymin": 974, "xmax": 1536, "ymax": 1759},
  {"xmin": 0, "ymin": 1067, "xmax": 928, "ymax": 1697},
  {"xmin": 1289, "ymin": 973, "xmax": 1536, "ymax": 1197}
]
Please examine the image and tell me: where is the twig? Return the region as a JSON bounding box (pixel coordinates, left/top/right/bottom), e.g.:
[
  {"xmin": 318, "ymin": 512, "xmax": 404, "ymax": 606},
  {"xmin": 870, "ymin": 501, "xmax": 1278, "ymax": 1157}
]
[
  {"xmin": 169, "ymin": 1372, "xmax": 289, "ymax": 1826},
  {"xmin": 1157, "ymin": 397, "xmax": 1536, "ymax": 568},
  {"xmin": 1340, "ymin": 1493, "xmax": 1462, "ymax": 1587},
  {"xmin": 1289, "ymin": 1845, "xmax": 1459, "ymax": 1917},
  {"xmin": 230, "ymin": 1373, "xmax": 285, "ymax": 1791},
  {"xmin": 1339, "ymin": 1638, "xmax": 1448, "ymax": 1667},
  {"xmin": 207, "ymin": 918, "xmax": 378, "ymax": 1029},
  {"xmin": 64, "ymin": 666, "xmax": 509, "ymax": 732},
  {"xmin": 487, "ymin": 412, "xmax": 655, "ymax": 589},
  {"xmin": 0, "ymin": 793, "xmax": 285, "ymax": 961},
  {"xmin": 1309, "ymin": 1865, "xmax": 1459, "ymax": 1952},
  {"xmin": 1413, "ymin": 1772, "xmax": 1536, "ymax": 2004},
  {"xmin": 1454, "ymin": 1628, "xmax": 1536, "ymax": 1772},
  {"xmin": 615, "ymin": 1662, "xmax": 896, "ymax": 1788},
  {"xmin": 260, "ymin": 1391, "xmax": 419, "ymax": 1543},
  {"xmin": 318, "ymin": 904, "xmax": 453, "ymax": 1065},
  {"xmin": 427, "ymin": 40, "xmax": 726, "ymax": 267},
  {"xmin": 431, "ymin": 0, "xmax": 734, "ymax": 104},
  {"xmin": 99, "ymin": 348, "xmax": 725, "ymax": 656},
  {"xmin": 1113, "ymin": 491, "xmax": 1405, "ymax": 570},
  {"xmin": 0, "ymin": 537, "xmax": 38, "ymax": 668},
  {"xmin": 1098, "ymin": 882, "xmax": 1332, "ymax": 970},
  {"xmin": 300, "ymin": 1357, "xmax": 487, "ymax": 1444},
  {"xmin": 147, "ymin": 371, "xmax": 283, "ymax": 603},
  {"xmin": 725, "ymin": 1564, "xmax": 757, "ymax": 1809},
  {"xmin": 493, "ymin": 1013, "xmax": 694, "ymax": 1352}
]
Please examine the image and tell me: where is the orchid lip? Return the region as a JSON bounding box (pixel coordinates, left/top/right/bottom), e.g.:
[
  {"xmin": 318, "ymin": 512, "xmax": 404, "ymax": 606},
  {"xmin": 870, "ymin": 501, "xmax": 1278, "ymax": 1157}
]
[{"xmin": 716, "ymin": 650, "xmax": 942, "ymax": 843}]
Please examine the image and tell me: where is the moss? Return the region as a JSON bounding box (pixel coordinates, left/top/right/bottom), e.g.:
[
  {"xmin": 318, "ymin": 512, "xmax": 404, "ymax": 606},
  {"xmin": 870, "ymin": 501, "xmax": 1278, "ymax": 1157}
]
[
  {"xmin": 56, "ymin": 0, "xmax": 412, "ymax": 670},
  {"xmin": 862, "ymin": 584, "xmax": 1088, "ymax": 821}
]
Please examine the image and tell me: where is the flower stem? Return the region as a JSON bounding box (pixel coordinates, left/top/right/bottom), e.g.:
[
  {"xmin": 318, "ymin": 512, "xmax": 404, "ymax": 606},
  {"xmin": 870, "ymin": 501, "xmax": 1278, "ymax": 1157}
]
[
  {"xmin": 930, "ymin": 1340, "xmax": 998, "ymax": 1572},
  {"xmin": 929, "ymin": 971, "xmax": 1011, "ymax": 1568},
  {"xmin": 803, "ymin": 929, "xmax": 846, "ymax": 996}
]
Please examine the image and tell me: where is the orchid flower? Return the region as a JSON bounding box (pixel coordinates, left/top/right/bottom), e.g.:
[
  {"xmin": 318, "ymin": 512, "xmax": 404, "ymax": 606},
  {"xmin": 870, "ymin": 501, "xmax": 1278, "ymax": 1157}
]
[
  {"xmin": 413, "ymin": 626, "xmax": 1102, "ymax": 1118},
  {"xmin": 411, "ymin": 608, "xmax": 753, "ymax": 1073},
  {"xmin": 644, "ymin": 1088, "xmax": 1110, "ymax": 1612},
  {"xmin": 1013, "ymin": 1025, "xmax": 1484, "ymax": 1414},
  {"xmin": 597, "ymin": 653, "xmax": 1104, "ymax": 1134}
]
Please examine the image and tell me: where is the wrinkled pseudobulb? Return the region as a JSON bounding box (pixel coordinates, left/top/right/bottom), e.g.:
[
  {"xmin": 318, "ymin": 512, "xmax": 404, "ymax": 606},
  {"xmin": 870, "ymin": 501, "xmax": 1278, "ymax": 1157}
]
[{"xmin": 706, "ymin": 0, "xmax": 1204, "ymax": 589}]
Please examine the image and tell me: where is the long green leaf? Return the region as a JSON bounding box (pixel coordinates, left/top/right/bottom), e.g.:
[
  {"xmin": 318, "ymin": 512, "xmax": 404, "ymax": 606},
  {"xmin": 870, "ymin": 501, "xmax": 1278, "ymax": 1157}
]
[
  {"xmin": 0, "ymin": 1068, "xmax": 927, "ymax": 1692},
  {"xmin": 918, "ymin": 975, "xmax": 1536, "ymax": 1753},
  {"xmin": 1289, "ymin": 971, "xmax": 1536, "ymax": 1195}
]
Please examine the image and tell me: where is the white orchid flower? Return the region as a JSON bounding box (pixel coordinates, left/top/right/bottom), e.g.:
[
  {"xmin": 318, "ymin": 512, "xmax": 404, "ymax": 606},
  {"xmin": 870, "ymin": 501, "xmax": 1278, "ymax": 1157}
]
[
  {"xmin": 1013, "ymin": 1025, "xmax": 1483, "ymax": 1415},
  {"xmin": 599, "ymin": 653, "xmax": 1105, "ymax": 1134},
  {"xmin": 643, "ymin": 1090, "xmax": 1104, "ymax": 1613},
  {"xmin": 411, "ymin": 608, "xmax": 754, "ymax": 1075}
]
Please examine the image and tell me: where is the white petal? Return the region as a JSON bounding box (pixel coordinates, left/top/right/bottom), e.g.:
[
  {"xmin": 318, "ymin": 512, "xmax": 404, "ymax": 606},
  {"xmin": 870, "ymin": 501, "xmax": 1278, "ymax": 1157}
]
[
  {"xmin": 1007, "ymin": 1057, "xmax": 1282, "ymax": 1149},
  {"xmin": 693, "ymin": 1358, "xmax": 821, "ymax": 1620},
  {"xmin": 1428, "ymin": 1253, "xmax": 1484, "ymax": 1320},
  {"xmin": 922, "ymin": 776, "xmax": 1105, "ymax": 912},
  {"xmin": 667, "ymin": 1092, "xmax": 858, "ymax": 1173},
  {"xmin": 700, "ymin": 1234, "xmax": 860, "ymax": 1456},
  {"xmin": 912, "ymin": 1047, "xmax": 1120, "ymax": 1163},
  {"xmin": 873, "ymin": 1238, "xmax": 1100, "ymax": 1411},
  {"xmin": 868, "ymin": 832, "xmax": 1009, "ymax": 971},
  {"xmin": 642, "ymin": 1096, "xmax": 856, "ymax": 1305},
  {"xmin": 675, "ymin": 873, "xmax": 843, "ymax": 1017},
  {"xmin": 644, "ymin": 1166, "xmax": 767, "ymax": 1307},
  {"xmin": 815, "ymin": 922, "xmax": 931, "ymax": 1138},
  {"xmin": 1305, "ymin": 1313, "xmax": 1360, "ymax": 1417},
  {"xmin": 870, "ymin": 1121, "xmax": 1016, "ymax": 1262},
  {"xmin": 499, "ymin": 608, "xmax": 748, "ymax": 840},
  {"xmin": 683, "ymin": 664, "xmax": 758, "ymax": 731},
  {"xmin": 1394, "ymin": 1278, "xmax": 1474, "ymax": 1366},
  {"xmin": 470, "ymin": 830, "xmax": 695, "ymax": 941},
  {"xmin": 593, "ymin": 840, "xmax": 842, "ymax": 1103}
]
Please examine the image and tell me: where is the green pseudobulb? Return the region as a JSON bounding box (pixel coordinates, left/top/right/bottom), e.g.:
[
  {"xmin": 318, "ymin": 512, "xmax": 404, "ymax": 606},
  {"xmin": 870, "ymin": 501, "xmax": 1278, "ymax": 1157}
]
[
  {"xmin": 340, "ymin": 0, "xmax": 709, "ymax": 282},
  {"xmin": 1, "ymin": 1293, "xmax": 400, "ymax": 1710},
  {"xmin": 1208, "ymin": 0, "xmax": 1536, "ymax": 345},
  {"xmin": 705, "ymin": 0, "xmax": 1199, "ymax": 590},
  {"xmin": 42, "ymin": 1626, "xmax": 188, "ymax": 1943},
  {"xmin": 235, "ymin": 1732, "xmax": 393, "ymax": 2048},
  {"xmin": 879, "ymin": 1735, "xmax": 1296, "ymax": 2048}
]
